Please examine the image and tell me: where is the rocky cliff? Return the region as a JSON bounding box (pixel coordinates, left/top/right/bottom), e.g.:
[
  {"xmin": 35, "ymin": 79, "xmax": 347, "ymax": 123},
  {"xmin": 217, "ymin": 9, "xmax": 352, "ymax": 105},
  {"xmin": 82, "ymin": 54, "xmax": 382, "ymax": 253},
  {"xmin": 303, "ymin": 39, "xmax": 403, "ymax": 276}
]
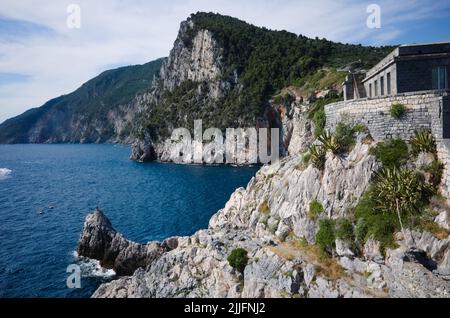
[
  {"xmin": 77, "ymin": 208, "xmax": 177, "ymax": 276},
  {"xmin": 0, "ymin": 13, "xmax": 393, "ymax": 162},
  {"xmin": 127, "ymin": 12, "xmax": 394, "ymax": 163},
  {"xmin": 78, "ymin": 110, "xmax": 450, "ymax": 297}
]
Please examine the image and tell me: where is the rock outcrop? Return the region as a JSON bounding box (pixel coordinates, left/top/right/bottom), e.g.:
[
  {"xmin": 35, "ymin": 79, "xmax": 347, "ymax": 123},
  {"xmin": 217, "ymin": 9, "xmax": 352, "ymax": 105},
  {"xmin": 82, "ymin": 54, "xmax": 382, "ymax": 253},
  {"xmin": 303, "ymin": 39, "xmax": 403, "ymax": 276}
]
[
  {"xmin": 77, "ymin": 209, "xmax": 177, "ymax": 276},
  {"xmin": 80, "ymin": 136, "xmax": 449, "ymax": 298},
  {"xmin": 128, "ymin": 13, "xmax": 389, "ymax": 165},
  {"xmin": 130, "ymin": 136, "xmax": 157, "ymax": 162},
  {"xmin": 159, "ymin": 22, "xmax": 227, "ymax": 98}
]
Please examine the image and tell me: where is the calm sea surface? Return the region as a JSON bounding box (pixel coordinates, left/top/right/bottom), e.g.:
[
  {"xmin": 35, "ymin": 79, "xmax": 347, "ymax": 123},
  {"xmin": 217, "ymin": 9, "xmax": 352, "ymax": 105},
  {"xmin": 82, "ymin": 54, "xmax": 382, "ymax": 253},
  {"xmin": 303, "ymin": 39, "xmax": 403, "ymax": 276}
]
[{"xmin": 0, "ymin": 144, "xmax": 258, "ymax": 297}]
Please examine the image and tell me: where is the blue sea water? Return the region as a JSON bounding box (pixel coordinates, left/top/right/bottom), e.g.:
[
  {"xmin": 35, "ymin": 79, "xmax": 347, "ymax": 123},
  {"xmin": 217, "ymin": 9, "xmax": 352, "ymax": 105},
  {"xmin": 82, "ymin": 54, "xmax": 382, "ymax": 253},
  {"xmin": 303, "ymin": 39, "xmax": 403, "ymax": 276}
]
[{"xmin": 0, "ymin": 144, "xmax": 258, "ymax": 298}]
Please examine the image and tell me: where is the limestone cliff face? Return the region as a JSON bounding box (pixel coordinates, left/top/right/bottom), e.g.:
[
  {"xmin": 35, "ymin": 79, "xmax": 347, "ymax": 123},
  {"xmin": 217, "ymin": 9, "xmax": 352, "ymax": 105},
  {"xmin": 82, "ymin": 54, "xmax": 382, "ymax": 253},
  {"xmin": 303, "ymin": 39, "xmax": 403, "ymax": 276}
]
[
  {"xmin": 130, "ymin": 18, "xmax": 285, "ymax": 164},
  {"xmin": 131, "ymin": 77, "xmax": 306, "ymax": 164},
  {"xmin": 79, "ymin": 132, "xmax": 450, "ymax": 298},
  {"xmin": 159, "ymin": 21, "xmax": 227, "ymax": 98}
]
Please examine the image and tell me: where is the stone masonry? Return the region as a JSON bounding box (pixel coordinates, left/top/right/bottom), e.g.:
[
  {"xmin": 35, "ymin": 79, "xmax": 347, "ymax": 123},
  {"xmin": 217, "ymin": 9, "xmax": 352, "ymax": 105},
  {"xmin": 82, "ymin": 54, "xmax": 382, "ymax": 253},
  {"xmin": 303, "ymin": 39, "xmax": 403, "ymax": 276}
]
[{"xmin": 325, "ymin": 90, "xmax": 450, "ymax": 200}]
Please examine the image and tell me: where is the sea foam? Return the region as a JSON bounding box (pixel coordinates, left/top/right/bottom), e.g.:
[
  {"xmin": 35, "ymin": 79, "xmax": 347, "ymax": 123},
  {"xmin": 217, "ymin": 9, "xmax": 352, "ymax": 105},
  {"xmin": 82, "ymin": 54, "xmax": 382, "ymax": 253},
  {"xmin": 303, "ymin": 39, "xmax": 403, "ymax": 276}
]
[
  {"xmin": 0, "ymin": 168, "xmax": 12, "ymax": 180},
  {"xmin": 72, "ymin": 251, "xmax": 116, "ymax": 278}
]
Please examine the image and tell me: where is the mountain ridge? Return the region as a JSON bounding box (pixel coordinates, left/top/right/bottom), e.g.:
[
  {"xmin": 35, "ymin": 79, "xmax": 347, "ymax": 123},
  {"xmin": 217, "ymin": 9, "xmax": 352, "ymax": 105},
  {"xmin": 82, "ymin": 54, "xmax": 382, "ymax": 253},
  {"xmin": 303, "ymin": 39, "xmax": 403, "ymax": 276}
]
[
  {"xmin": 0, "ymin": 12, "xmax": 395, "ymax": 151},
  {"xmin": 0, "ymin": 58, "xmax": 165, "ymax": 144}
]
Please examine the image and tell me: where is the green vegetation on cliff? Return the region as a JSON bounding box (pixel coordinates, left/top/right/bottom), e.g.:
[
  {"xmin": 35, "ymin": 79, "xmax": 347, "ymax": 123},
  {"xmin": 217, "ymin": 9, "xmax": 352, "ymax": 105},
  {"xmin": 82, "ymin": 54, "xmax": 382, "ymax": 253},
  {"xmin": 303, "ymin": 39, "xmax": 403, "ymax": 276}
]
[
  {"xmin": 139, "ymin": 12, "xmax": 394, "ymax": 141},
  {"xmin": 1, "ymin": 12, "xmax": 396, "ymax": 145},
  {"xmin": 227, "ymin": 248, "xmax": 249, "ymax": 273}
]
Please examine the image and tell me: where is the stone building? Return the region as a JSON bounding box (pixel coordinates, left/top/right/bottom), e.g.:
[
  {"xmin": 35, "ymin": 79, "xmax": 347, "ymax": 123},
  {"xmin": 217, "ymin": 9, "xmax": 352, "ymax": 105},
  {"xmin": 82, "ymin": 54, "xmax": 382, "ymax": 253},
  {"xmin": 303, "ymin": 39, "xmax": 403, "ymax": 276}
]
[
  {"xmin": 331, "ymin": 42, "xmax": 450, "ymax": 203},
  {"xmin": 344, "ymin": 42, "xmax": 450, "ymax": 101},
  {"xmin": 342, "ymin": 71, "xmax": 366, "ymax": 101}
]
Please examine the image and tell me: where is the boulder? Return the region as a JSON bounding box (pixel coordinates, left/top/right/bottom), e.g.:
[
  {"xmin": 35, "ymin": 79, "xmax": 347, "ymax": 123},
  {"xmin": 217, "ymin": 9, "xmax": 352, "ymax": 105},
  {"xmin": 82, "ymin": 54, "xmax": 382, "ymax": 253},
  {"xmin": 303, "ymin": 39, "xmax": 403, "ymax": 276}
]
[
  {"xmin": 335, "ymin": 239, "xmax": 355, "ymax": 258},
  {"xmin": 130, "ymin": 138, "xmax": 156, "ymax": 162},
  {"xmin": 415, "ymin": 151, "xmax": 435, "ymax": 168},
  {"xmin": 363, "ymin": 238, "xmax": 384, "ymax": 263},
  {"xmin": 435, "ymin": 211, "xmax": 450, "ymax": 231}
]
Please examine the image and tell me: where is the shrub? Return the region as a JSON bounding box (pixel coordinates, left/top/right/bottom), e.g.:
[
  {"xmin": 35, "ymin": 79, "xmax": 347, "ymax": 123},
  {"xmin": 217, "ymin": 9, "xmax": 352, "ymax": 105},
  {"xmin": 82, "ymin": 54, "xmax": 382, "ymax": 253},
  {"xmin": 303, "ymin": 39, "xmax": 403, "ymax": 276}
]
[
  {"xmin": 308, "ymin": 95, "xmax": 343, "ymax": 137},
  {"xmin": 308, "ymin": 144, "xmax": 326, "ymax": 170},
  {"xmin": 355, "ymin": 164, "xmax": 437, "ymax": 249},
  {"xmin": 273, "ymin": 95, "xmax": 283, "ymax": 104},
  {"xmin": 369, "ymin": 138, "xmax": 409, "ymax": 168},
  {"xmin": 308, "ymin": 200, "xmax": 324, "ymax": 220},
  {"xmin": 318, "ymin": 131, "xmax": 340, "ymax": 154},
  {"xmin": 372, "ymin": 168, "xmax": 433, "ymax": 216},
  {"xmin": 390, "ymin": 103, "xmax": 406, "ymax": 119},
  {"xmin": 352, "ymin": 124, "xmax": 369, "ymax": 134},
  {"xmin": 318, "ymin": 123, "xmax": 358, "ymax": 156},
  {"xmin": 227, "ymin": 248, "xmax": 249, "ymax": 273},
  {"xmin": 372, "ymin": 167, "xmax": 435, "ymax": 247},
  {"xmin": 334, "ymin": 122, "xmax": 357, "ymax": 153},
  {"xmin": 316, "ymin": 219, "xmax": 336, "ymax": 254},
  {"xmin": 313, "ymin": 109, "xmax": 326, "ymax": 138},
  {"xmin": 410, "ymin": 129, "xmax": 436, "ymax": 155},
  {"xmin": 302, "ymin": 152, "xmax": 311, "ymax": 165},
  {"xmin": 354, "ymin": 192, "xmax": 398, "ymax": 248},
  {"xmin": 336, "ymin": 218, "xmax": 354, "ymax": 242},
  {"xmin": 355, "ymin": 218, "xmax": 368, "ymax": 242}
]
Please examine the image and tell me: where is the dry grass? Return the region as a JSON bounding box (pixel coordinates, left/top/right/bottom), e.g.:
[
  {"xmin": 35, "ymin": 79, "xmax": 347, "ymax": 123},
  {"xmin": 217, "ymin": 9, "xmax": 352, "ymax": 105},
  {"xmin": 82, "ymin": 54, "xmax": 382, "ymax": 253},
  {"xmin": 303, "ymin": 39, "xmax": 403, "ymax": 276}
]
[
  {"xmin": 270, "ymin": 244, "xmax": 296, "ymax": 261},
  {"xmin": 430, "ymin": 195, "xmax": 450, "ymax": 211},
  {"xmin": 259, "ymin": 200, "xmax": 270, "ymax": 215},
  {"xmin": 420, "ymin": 197, "xmax": 450, "ymax": 240},
  {"xmin": 421, "ymin": 221, "xmax": 449, "ymax": 240},
  {"xmin": 270, "ymin": 238, "xmax": 345, "ymax": 281}
]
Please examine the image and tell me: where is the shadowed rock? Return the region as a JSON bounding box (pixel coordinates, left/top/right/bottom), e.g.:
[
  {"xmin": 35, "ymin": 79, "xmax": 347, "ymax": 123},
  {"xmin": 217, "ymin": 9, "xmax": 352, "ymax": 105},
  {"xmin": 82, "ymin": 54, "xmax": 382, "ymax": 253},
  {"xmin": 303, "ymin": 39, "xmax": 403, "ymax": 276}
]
[{"xmin": 77, "ymin": 209, "xmax": 177, "ymax": 276}]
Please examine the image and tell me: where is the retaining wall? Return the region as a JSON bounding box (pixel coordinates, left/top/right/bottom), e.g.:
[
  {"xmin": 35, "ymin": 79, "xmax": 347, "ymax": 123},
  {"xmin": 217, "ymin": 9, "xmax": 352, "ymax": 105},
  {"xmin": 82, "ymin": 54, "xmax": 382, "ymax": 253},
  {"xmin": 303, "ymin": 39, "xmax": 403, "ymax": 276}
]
[{"xmin": 324, "ymin": 90, "xmax": 450, "ymax": 199}]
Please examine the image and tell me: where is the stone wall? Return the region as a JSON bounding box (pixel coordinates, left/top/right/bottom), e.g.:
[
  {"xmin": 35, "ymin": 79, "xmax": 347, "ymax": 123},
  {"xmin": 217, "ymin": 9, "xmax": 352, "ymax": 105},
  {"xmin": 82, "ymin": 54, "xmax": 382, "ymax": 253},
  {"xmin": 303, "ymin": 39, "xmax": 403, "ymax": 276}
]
[{"xmin": 325, "ymin": 90, "xmax": 450, "ymax": 199}]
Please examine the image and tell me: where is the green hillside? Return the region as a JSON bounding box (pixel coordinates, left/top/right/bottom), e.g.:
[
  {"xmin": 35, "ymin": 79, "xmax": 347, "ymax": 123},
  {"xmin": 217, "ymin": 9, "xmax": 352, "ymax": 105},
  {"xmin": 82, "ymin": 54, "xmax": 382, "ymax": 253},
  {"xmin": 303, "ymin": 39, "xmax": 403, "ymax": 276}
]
[
  {"xmin": 0, "ymin": 58, "xmax": 164, "ymax": 143},
  {"xmin": 139, "ymin": 12, "xmax": 395, "ymax": 141}
]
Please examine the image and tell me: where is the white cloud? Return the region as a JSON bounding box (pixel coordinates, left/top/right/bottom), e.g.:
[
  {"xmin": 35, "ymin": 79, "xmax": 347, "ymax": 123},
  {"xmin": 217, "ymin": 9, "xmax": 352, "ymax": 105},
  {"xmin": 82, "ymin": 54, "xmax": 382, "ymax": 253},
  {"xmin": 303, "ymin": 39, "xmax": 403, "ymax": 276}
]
[{"xmin": 0, "ymin": 0, "xmax": 448, "ymax": 123}]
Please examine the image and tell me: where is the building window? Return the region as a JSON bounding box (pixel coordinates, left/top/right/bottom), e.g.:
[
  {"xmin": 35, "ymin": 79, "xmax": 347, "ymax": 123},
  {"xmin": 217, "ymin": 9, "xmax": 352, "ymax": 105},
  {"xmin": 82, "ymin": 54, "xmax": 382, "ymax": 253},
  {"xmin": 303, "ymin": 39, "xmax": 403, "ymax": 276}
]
[
  {"xmin": 432, "ymin": 66, "xmax": 448, "ymax": 90},
  {"xmin": 380, "ymin": 76, "xmax": 385, "ymax": 95},
  {"xmin": 369, "ymin": 83, "xmax": 372, "ymax": 97},
  {"xmin": 374, "ymin": 80, "xmax": 378, "ymax": 96},
  {"xmin": 387, "ymin": 73, "xmax": 391, "ymax": 95}
]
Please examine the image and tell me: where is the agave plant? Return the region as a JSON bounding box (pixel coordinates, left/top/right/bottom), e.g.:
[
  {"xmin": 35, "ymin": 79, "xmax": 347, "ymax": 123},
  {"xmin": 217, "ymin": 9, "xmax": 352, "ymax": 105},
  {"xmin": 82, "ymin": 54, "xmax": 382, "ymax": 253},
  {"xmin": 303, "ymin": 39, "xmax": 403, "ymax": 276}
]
[
  {"xmin": 308, "ymin": 144, "xmax": 326, "ymax": 170},
  {"xmin": 371, "ymin": 167, "xmax": 433, "ymax": 246},
  {"xmin": 410, "ymin": 129, "xmax": 436, "ymax": 155},
  {"xmin": 318, "ymin": 131, "xmax": 340, "ymax": 154}
]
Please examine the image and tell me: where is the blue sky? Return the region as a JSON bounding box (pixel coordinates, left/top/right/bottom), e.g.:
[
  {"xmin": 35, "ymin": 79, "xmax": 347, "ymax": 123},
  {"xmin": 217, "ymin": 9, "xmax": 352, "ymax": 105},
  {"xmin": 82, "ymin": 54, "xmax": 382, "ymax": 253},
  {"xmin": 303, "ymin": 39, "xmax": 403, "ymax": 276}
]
[{"xmin": 0, "ymin": 0, "xmax": 450, "ymax": 124}]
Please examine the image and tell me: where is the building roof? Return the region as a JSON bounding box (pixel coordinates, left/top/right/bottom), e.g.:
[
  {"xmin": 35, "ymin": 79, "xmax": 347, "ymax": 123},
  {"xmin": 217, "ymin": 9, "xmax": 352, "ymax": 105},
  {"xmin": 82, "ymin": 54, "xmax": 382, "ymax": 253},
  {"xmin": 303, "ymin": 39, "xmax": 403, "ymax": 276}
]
[
  {"xmin": 363, "ymin": 41, "xmax": 450, "ymax": 82},
  {"xmin": 400, "ymin": 40, "xmax": 450, "ymax": 48}
]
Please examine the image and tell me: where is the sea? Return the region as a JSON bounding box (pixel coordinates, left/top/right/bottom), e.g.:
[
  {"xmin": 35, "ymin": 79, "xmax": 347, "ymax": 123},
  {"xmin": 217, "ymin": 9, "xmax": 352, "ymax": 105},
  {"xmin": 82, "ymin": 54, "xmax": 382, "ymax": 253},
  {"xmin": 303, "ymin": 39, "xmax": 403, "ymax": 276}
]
[{"xmin": 0, "ymin": 144, "xmax": 258, "ymax": 297}]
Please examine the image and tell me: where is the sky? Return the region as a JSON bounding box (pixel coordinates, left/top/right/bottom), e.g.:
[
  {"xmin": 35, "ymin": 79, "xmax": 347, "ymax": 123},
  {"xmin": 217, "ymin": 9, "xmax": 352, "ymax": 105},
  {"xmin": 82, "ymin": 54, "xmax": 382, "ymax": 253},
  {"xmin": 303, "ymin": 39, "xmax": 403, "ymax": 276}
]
[{"xmin": 0, "ymin": 0, "xmax": 450, "ymax": 124}]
